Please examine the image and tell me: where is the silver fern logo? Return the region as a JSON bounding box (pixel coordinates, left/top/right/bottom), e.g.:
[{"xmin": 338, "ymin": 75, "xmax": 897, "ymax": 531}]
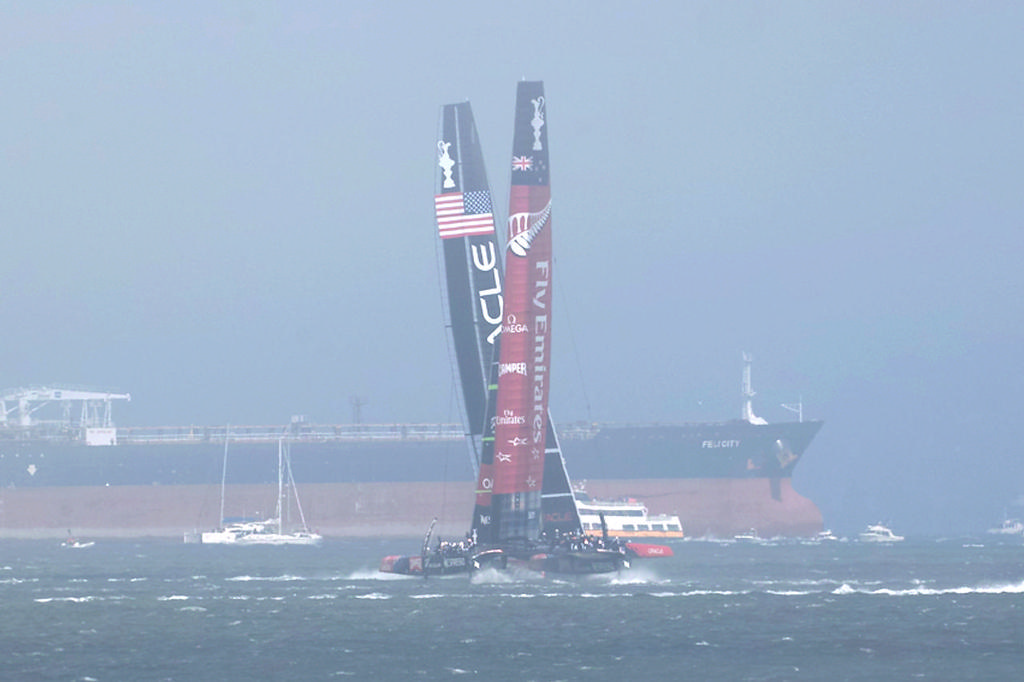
[{"xmin": 507, "ymin": 200, "xmax": 552, "ymax": 257}]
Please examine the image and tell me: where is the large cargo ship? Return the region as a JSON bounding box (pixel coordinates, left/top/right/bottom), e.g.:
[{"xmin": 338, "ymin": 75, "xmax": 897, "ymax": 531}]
[{"xmin": 0, "ymin": 375, "xmax": 823, "ymax": 539}]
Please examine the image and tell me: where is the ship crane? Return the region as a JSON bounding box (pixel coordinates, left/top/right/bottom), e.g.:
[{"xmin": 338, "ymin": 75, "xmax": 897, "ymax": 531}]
[{"xmin": 0, "ymin": 386, "xmax": 131, "ymax": 429}]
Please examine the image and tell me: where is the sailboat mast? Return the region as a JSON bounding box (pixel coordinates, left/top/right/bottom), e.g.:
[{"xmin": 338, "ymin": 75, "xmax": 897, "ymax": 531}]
[
  {"xmin": 276, "ymin": 439, "xmax": 284, "ymax": 534},
  {"xmin": 219, "ymin": 425, "xmax": 229, "ymax": 526},
  {"xmin": 283, "ymin": 441, "xmax": 312, "ymax": 532}
]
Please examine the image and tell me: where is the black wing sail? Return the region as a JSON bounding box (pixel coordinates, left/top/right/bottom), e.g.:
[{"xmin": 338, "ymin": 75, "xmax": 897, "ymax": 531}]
[
  {"xmin": 434, "ymin": 103, "xmax": 505, "ymax": 543},
  {"xmin": 435, "ymin": 103, "xmax": 503, "ymax": 464}
]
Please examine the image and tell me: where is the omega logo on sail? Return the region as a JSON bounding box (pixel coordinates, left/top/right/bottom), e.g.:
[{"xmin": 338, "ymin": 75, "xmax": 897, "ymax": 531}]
[{"xmin": 502, "ymin": 314, "xmax": 529, "ymax": 335}]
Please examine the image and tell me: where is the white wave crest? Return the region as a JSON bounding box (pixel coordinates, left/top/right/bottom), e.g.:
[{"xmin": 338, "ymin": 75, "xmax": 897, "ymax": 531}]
[
  {"xmin": 833, "ymin": 580, "xmax": 1024, "ymax": 596},
  {"xmin": 346, "ymin": 568, "xmax": 407, "ymax": 581},
  {"xmin": 765, "ymin": 590, "xmax": 813, "ymax": 596},
  {"xmin": 605, "ymin": 567, "xmax": 666, "ymax": 585},
  {"xmin": 34, "ymin": 596, "xmax": 98, "ymax": 603},
  {"xmin": 470, "ymin": 567, "xmax": 519, "ymax": 584},
  {"xmin": 648, "ymin": 589, "xmax": 748, "ymax": 597},
  {"xmin": 226, "ymin": 574, "xmax": 306, "ymax": 582}
]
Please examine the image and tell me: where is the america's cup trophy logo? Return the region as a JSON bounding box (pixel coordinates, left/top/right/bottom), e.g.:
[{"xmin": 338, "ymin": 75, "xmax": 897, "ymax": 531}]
[
  {"xmin": 531, "ymin": 96, "xmax": 545, "ymax": 151},
  {"xmin": 438, "ymin": 140, "xmax": 455, "ymax": 189}
]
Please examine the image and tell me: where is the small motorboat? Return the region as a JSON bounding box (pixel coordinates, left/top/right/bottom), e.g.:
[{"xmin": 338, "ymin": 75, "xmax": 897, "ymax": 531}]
[
  {"xmin": 858, "ymin": 523, "xmax": 904, "ymax": 543},
  {"xmin": 62, "ymin": 531, "xmax": 95, "ymax": 549}
]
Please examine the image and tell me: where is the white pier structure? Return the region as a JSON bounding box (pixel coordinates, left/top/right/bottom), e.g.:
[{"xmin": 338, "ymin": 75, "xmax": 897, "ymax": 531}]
[{"xmin": 0, "ymin": 386, "xmax": 131, "ymax": 444}]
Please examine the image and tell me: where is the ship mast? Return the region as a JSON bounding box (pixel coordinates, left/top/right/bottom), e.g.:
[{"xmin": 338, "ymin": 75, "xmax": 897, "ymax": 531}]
[
  {"xmin": 781, "ymin": 397, "xmax": 804, "ymax": 422},
  {"xmin": 741, "ymin": 353, "xmax": 768, "ymax": 425}
]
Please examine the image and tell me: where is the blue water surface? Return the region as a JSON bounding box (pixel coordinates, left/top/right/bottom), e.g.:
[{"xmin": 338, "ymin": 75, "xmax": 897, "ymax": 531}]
[{"xmin": 1, "ymin": 535, "xmax": 1021, "ymax": 681}]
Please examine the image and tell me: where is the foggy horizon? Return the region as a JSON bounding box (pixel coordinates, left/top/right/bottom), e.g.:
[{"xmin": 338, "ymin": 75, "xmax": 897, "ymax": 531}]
[{"xmin": 2, "ymin": 3, "xmax": 1021, "ymax": 536}]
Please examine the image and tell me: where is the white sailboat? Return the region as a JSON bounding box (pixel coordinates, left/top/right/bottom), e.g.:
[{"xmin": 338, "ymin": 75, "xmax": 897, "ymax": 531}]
[{"xmin": 201, "ymin": 438, "xmax": 322, "ymax": 546}]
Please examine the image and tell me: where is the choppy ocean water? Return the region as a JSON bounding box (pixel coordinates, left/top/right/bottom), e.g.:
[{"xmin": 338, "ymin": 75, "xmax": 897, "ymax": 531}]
[{"xmin": 2, "ymin": 536, "xmax": 1022, "ymax": 681}]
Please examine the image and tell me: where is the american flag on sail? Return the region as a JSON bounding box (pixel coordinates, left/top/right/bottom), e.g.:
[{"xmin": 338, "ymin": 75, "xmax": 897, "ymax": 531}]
[{"xmin": 435, "ymin": 191, "xmax": 495, "ymax": 240}]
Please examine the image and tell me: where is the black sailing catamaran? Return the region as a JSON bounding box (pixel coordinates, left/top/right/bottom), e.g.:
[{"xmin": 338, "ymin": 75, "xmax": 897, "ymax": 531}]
[{"xmin": 381, "ymin": 82, "xmax": 667, "ymax": 576}]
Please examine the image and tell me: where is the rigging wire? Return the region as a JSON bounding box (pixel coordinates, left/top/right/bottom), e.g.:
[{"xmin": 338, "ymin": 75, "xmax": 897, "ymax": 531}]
[
  {"xmin": 554, "ymin": 255, "xmax": 593, "ymax": 423},
  {"xmin": 437, "ymin": 370, "xmax": 462, "ymax": 528}
]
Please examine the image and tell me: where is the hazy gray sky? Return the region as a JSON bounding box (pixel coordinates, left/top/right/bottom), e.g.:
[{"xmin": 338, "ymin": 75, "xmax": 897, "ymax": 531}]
[{"xmin": 2, "ymin": 2, "xmax": 1020, "ymax": 534}]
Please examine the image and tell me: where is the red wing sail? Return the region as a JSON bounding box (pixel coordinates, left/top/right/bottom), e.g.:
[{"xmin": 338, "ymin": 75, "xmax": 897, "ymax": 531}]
[{"xmin": 491, "ymin": 81, "xmax": 552, "ymax": 543}]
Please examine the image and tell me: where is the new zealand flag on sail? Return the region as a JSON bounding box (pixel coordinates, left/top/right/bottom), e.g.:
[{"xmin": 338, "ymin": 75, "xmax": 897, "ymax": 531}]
[{"xmin": 510, "ymin": 83, "xmax": 549, "ymax": 187}]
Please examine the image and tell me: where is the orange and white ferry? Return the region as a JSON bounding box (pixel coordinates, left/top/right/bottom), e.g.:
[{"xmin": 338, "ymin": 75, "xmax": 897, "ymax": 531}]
[{"xmin": 574, "ymin": 487, "xmax": 684, "ymax": 539}]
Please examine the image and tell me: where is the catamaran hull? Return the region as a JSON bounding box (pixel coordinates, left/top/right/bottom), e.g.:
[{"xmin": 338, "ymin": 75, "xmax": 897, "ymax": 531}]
[
  {"xmin": 624, "ymin": 543, "xmax": 675, "ymax": 558},
  {"xmin": 379, "ymin": 547, "xmax": 509, "ymax": 576},
  {"xmin": 379, "ymin": 553, "xmax": 477, "ymax": 576},
  {"xmin": 523, "ymin": 550, "xmax": 628, "ymax": 575}
]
